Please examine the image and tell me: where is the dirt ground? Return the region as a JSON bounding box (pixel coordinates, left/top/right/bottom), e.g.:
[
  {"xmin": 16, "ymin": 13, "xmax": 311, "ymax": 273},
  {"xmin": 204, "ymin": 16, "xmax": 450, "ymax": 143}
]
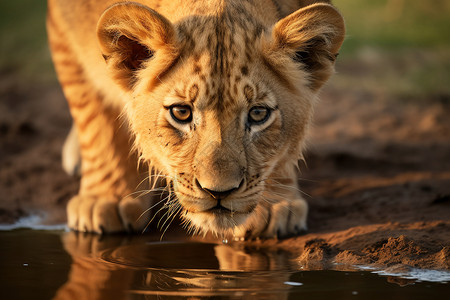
[
  {"xmin": 271, "ymin": 85, "xmax": 450, "ymax": 272},
  {"xmin": 0, "ymin": 68, "xmax": 449, "ymax": 272}
]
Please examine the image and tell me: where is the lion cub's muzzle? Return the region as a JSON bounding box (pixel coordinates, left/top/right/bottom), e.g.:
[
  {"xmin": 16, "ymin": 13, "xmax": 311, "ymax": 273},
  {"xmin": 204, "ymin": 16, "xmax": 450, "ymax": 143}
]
[
  {"xmin": 195, "ymin": 178, "xmax": 244, "ymax": 211},
  {"xmin": 176, "ymin": 174, "xmax": 259, "ymax": 232}
]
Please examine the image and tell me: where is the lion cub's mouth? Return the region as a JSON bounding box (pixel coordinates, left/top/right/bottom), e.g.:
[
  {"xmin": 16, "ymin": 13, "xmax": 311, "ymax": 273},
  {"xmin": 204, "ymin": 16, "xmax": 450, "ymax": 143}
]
[
  {"xmin": 184, "ymin": 204, "xmax": 252, "ymax": 215},
  {"xmin": 204, "ymin": 203, "xmax": 257, "ymax": 216},
  {"xmin": 180, "ymin": 198, "xmax": 259, "ymax": 233},
  {"xmin": 208, "ymin": 204, "xmax": 232, "ymax": 214},
  {"xmin": 182, "ymin": 201, "xmax": 257, "ymax": 217},
  {"xmin": 176, "ymin": 186, "xmax": 260, "ymax": 232}
]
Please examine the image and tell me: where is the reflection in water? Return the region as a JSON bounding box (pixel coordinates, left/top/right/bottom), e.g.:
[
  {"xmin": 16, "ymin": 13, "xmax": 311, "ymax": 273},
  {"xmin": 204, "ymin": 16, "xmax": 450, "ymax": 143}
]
[
  {"xmin": 1, "ymin": 230, "xmax": 446, "ymax": 299},
  {"xmin": 53, "ymin": 232, "xmax": 298, "ymax": 299}
]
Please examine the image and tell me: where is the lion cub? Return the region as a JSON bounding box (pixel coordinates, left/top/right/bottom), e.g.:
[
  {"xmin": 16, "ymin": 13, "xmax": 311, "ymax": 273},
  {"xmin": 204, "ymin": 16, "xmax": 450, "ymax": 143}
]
[{"xmin": 47, "ymin": 0, "xmax": 344, "ymax": 238}]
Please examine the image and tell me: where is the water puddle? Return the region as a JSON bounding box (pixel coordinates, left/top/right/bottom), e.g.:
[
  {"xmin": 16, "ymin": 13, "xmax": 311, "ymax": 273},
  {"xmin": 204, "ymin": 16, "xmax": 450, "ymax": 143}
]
[
  {"xmin": 0, "ymin": 229, "xmax": 448, "ymax": 299},
  {"xmin": 98, "ymin": 240, "xmax": 300, "ymax": 296}
]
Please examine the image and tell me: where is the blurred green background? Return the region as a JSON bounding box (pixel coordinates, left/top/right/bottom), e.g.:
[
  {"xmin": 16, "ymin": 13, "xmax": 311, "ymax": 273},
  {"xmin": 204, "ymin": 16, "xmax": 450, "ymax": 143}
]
[
  {"xmin": 1, "ymin": 0, "xmax": 449, "ymax": 97},
  {"xmin": 0, "ymin": 0, "xmax": 52, "ymax": 83},
  {"xmin": 334, "ymin": 0, "xmax": 450, "ymax": 99}
]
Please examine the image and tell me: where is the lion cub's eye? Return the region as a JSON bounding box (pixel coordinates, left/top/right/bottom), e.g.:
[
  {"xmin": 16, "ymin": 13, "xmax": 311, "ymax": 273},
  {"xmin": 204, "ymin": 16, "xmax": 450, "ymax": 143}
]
[
  {"xmin": 248, "ymin": 106, "xmax": 270, "ymax": 125},
  {"xmin": 170, "ymin": 105, "xmax": 192, "ymax": 123}
]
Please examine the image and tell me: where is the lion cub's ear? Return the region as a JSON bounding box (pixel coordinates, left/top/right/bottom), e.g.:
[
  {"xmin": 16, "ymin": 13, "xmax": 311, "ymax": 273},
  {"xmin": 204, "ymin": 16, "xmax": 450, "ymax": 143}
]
[
  {"xmin": 269, "ymin": 3, "xmax": 345, "ymax": 91},
  {"xmin": 97, "ymin": 2, "xmax": 179, "ymax": 91}
]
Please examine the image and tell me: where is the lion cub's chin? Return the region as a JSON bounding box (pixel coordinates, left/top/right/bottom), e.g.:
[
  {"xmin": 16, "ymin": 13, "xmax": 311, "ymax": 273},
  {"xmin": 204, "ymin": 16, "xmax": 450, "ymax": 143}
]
[{"xmin": 183, "ymin": 209, "xmax": 255, "ymax": 236}]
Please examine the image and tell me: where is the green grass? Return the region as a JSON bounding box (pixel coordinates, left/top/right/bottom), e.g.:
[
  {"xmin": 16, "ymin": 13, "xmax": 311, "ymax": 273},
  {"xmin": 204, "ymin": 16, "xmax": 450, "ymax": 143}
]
[
  {"xmin": 333, "ymin": 0, "xmax": 450, "ymax": 97},
  {"xmin": 0, "ymin": 0, "xmax": 55, "ymax": 83},
  {"xmin": 335, "ymin": 0, "xmax": 450, "ymax": 55}
]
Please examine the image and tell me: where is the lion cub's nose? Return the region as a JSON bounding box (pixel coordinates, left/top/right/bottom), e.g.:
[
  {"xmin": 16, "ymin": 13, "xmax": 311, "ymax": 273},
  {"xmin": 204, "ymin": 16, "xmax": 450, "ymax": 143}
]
[{"xmin": 195, "ymin": 179, "xmax": 243, "ymax": 199}]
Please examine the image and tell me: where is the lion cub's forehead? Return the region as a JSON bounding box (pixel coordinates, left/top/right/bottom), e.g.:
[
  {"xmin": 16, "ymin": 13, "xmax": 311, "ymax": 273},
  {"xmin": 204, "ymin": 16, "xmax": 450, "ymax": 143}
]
[
  {"xmin": 170, "ymin": 13, "xmax": 267, "ymax": 110},
  {"xmin": 176, "ymin": 4, "xmax": 265, "ymax": 60},
  {"xmin": 168, "ymin": 53, "xmax": 274, "ymax": 116}
]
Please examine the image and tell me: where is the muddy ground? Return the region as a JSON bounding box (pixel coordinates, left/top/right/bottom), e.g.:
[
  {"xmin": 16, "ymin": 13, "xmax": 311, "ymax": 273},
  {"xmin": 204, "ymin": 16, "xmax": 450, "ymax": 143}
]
[{"xmin": 0, "ymin": 67, "xmax": 449, "ymax": 273}]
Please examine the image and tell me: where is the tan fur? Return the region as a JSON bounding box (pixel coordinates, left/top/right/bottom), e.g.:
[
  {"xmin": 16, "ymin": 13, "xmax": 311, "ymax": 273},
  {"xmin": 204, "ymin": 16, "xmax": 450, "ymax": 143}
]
[{"xmin": 47, "ymin": 0, "xmax": 344, "ymax": 237}]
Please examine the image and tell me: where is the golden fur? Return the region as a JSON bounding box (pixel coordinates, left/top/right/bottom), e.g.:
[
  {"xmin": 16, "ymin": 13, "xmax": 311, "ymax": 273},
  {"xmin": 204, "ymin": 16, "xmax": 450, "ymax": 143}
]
[{"xmin": 47, "ymin": 0, "xmax": 344, "ymax": 238}]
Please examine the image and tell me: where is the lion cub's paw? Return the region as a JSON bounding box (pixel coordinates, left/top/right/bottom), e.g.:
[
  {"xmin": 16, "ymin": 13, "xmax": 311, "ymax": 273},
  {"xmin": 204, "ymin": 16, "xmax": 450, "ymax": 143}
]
[
  {"xmin": 67, "ymin": 195, "xmax": 150, "ymax": 234},
  {"xmin": 234, "ymin": 198, "xmax": 308, "ymax": 240},
  {"xmin": 263, "ymin": 198, "xmax": 308, "ymax": 238}
]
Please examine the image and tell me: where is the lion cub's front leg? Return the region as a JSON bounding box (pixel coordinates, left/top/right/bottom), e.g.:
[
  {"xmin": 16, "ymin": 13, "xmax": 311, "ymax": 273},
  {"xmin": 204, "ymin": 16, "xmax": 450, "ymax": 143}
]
[
  {"xmin": 64, "ymin": 96, "xmax": 150, "ymax": 233},
  {"xmin": 60, "ymin": 84, "xmax": 150, "ymax": 233},
  {"xmin": 236, "ymin": 177, "xmax": 308, "ymax": 239},
  {"xmin": 48, "ymin": 7, "xmax": 151, "ymax": 234}
]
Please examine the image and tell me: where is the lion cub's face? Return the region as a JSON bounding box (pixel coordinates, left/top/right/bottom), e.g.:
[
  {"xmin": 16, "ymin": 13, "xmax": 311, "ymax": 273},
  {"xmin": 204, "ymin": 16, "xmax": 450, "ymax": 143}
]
[
  {"xmin": 134, "ymin": 52, "xmax": 306, "ymax": 234},
  {"xmin": 97, "ymin": 2, "xmax": 344, "ymax": 235}
]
